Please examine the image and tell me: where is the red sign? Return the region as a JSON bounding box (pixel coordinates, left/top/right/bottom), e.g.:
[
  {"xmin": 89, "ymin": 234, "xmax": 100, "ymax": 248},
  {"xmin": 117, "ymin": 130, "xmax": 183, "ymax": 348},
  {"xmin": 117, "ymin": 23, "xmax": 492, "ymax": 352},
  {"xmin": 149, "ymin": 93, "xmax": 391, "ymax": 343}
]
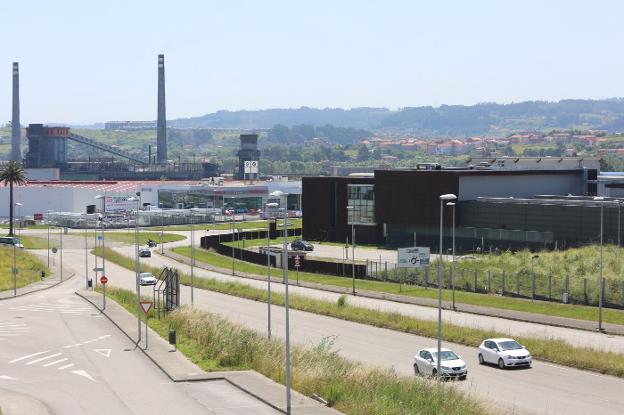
[
  {"xmin": 100, "ymin": 276, "xmax": 108, "ymax": 284},
  {"xmin": 140, "ymin": 301, "xmax": 153, "ymax": 314},
  {"xmin": 33, "ymin": 213, "xmax": 44, "ymax": 221}
]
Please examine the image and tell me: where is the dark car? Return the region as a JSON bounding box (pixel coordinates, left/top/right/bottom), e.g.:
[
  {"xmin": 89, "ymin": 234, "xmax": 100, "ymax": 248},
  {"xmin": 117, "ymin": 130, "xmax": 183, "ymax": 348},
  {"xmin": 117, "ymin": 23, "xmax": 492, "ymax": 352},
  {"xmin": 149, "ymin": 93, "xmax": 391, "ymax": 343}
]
[
  {"xmin": 291, "ymin": 239, "xmax": 313, "ymax": 251},
  {"xmin": 139, "ymin": 247, "xmax": 151, "ymax": 257}
]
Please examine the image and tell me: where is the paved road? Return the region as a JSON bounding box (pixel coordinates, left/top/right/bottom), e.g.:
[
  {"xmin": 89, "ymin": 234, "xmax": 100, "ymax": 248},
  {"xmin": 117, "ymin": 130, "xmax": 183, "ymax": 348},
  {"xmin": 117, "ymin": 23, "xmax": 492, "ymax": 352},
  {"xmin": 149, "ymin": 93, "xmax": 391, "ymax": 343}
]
[
  {"xmin": 59, "ymin": 247, "xmax": 624, "ymax": 415},
  {"xmin": 0, "ymin": 272, "xmax": 278, "ymax": 414}
]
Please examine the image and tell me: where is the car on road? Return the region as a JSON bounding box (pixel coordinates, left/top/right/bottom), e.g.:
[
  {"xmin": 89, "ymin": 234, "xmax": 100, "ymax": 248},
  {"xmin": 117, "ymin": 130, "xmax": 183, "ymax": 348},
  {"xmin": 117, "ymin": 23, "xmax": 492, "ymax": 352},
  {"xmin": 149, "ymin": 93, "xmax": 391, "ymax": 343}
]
[
  {"xmin": 413, "ymin": 347, "xmax": 467, "ymax": 380},
  {"xmin": 139, "ymin": 247, "xmax": 151, "ymax": 257},
  {"xmin": 291, "ymin": 239, "xmax": 313, "ymax": 251},
  {"xmin": 139, "ymin": 272, "xmax": 157, "ymax": 286},
  {"xmin": 0, "ymin": 237, "xmax": 24, "ymax": 248},
  {"xmin": 478, "ymin": 338, "xmax": 532, "ymax": 369}
]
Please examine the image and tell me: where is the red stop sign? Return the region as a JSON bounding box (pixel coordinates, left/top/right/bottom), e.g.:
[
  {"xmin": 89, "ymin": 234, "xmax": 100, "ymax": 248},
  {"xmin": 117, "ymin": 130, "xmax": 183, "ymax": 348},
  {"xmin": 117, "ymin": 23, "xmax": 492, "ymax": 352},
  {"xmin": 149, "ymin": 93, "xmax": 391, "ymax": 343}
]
[{"xmin": 100, "ymin": 276, "xmax": 108, "ymax": 284}]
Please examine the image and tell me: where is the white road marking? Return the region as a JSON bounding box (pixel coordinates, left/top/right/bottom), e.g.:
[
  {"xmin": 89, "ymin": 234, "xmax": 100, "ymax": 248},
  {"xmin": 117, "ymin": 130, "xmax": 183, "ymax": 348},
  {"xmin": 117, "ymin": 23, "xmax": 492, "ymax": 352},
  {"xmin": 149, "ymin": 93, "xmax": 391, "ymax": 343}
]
[
  {"xmin": 71, "ymin": 370, "xmax": 96, "ymax": 382},
  {"xmin": 62, "ymin": 344, "xmax": 83, "ymax": 349},
  {"xmin": 57, "ymin": 363, "xmax": 75, "ymax": 370},
  {"xmin": 43, "ymin": 358, "xmax": 69, "ymax": 367},
  {"xmin": 0, "ymin": 375, "xmax": 16, "ymax": 380},
  {"xmin": 63, "ymin": 334, "xmax": 111, "ymax": 348},
  {"xmin": 26, "ymin": 353, "xmax": 62, "ymax": 365},
  {"xmin": 93, "ymin": 349, "xmax": 111, "ymax": 358},
  {"xmin": 9, "ymin": 350, "xmax": 51, "ymax": 363}
]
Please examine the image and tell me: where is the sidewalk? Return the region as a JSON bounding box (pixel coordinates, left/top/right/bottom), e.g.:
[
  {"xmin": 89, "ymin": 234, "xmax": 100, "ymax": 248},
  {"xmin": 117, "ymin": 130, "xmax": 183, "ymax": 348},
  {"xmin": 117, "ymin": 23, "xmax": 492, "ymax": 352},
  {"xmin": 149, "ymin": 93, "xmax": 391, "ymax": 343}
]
[
  {"xmin": 164, "ymin": 249, "xmax": 624, "ymax": 336},
  {"xmin": 0, "ymin": 253, "xmax": 74, "ymax": 300},
  {"xmin": 76, "ymin": 289, "xmax": 341, "ymax": 415}
]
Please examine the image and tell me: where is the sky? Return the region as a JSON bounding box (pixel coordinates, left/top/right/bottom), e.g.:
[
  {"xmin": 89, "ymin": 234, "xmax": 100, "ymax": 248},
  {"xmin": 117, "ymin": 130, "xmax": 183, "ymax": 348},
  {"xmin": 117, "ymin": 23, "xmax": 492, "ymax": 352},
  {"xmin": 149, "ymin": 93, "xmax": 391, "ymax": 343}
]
[{"xmin": 1, "ymin": 0, "xmax": 623, "ymax": 124}]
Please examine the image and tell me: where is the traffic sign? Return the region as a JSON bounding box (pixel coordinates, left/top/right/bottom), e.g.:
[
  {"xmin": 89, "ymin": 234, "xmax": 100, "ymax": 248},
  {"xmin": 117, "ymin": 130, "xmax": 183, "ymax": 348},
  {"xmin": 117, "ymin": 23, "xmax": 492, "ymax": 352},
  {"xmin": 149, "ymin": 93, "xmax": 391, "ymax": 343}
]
[
  {"xmin": 140, "ymin": 301, "xmax": 153, "ymax": 314},
  {"xmin": 100, "ymin": 275, "xmax": 108, "ymax": 284},
  {"xmin": 52, "ymin": 247, "xmax": 58, "ymax": 253},
  {"xmin": 93, "ymin": 267, "xmax": 104, "ymax": 272},
  {"xmin": 397, "ymin": 247, "xmax": 430, "ymax": 268},
  {"xmin": 294, "ymin": 255, "xmax": 300, "ymax": 268},
  {"xmin": 97, "ymin": 235, "xmax": 103, "ymax": 241}
]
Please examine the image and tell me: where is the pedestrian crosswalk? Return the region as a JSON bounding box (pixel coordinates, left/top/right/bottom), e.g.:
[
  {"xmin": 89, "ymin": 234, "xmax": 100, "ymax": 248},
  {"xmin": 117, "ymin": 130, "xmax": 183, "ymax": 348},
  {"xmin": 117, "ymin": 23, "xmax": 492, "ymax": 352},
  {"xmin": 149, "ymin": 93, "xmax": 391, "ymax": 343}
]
[
  {"xmin": 8, "ymin": 302, "xmax": 96, "ymax": 316},
  {"xmin": 0, "ymin": 321, "xmax": 28, "ymax": 340}
]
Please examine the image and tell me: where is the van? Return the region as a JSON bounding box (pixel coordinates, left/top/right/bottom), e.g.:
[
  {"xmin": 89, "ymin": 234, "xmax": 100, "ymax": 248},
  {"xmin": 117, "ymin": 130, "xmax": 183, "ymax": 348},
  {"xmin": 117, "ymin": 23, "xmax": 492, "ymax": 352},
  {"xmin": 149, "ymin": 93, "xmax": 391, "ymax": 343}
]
[{"xmin": 0, "ymin": 237, "xmax": 24, "ymax": 248}]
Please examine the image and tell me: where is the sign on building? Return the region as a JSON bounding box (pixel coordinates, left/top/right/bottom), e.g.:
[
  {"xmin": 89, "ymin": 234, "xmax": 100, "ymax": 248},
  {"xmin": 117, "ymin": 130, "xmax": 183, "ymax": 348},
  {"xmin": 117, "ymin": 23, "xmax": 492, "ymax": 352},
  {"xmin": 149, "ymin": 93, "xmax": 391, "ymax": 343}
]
[
  {"xmin": 397, "ymin": 247, "xmax": 430, "ymax": 268},
  {"xmin": 105, "ymin": 195, "xmax": 136, "ymax": 211},
  {"xmin": 244, "ymin": 160, "xmax": 259, "ymax": 174}
]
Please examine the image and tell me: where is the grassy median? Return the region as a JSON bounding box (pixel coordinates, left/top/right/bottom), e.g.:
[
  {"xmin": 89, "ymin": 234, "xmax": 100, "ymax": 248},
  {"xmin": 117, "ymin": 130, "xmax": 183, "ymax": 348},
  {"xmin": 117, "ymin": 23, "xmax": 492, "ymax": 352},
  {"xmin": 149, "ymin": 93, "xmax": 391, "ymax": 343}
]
[
  {"xmin": 103, "ymin": 285, "xmax": 490, "ymax": 415},
  {"xmin": 95, "ymin": 246, "xmax": 624, "ymax": 378},
  {"xmin": 172, "ymin": 246, "xmax": 624, "ymax": 326},
  {"xmin": 0, "ymin": 246, "xmax": 50, "ymax": 290}
]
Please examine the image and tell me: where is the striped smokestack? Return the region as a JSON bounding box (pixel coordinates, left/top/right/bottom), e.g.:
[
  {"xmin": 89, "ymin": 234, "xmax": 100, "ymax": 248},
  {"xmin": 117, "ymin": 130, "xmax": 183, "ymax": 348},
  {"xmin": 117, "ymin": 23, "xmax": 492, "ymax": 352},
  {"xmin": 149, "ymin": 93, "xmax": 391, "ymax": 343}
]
[
  {"xmin": 11, "ymin": 62, "xmax": 21, "ymax": 162},
  {"xmin": 156, "ymin": 54, "xmax": 167, "ymax": 163}
]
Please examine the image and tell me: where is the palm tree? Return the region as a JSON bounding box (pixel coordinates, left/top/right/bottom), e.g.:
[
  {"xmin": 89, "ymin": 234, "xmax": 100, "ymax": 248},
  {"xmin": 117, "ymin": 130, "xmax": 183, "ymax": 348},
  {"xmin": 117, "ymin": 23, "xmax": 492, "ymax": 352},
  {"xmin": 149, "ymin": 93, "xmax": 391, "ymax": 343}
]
[{"xmin": 0, "ymin": 161, "xmax": 27, "ymax": 236}]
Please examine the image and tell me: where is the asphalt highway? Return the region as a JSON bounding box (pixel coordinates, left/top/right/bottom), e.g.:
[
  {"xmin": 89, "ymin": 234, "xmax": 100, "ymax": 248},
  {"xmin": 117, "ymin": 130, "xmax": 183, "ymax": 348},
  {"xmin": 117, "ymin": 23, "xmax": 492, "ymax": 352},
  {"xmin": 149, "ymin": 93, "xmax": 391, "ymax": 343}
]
[{"xmin": 58, "ymin": 246, "xmax": 624, "ymax": 415}]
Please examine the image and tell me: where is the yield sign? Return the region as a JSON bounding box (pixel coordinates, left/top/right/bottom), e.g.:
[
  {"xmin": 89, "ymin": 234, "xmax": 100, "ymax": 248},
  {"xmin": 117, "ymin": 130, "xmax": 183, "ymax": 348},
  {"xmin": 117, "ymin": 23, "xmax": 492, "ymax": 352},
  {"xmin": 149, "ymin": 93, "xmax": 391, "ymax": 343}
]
[
  {"xmin": 140, "ymin": 301, "xmax": 153, "ymax": 314},
  {"xmin": 93, "ymin": 349, "xmax": 111, "ymax": 358}
]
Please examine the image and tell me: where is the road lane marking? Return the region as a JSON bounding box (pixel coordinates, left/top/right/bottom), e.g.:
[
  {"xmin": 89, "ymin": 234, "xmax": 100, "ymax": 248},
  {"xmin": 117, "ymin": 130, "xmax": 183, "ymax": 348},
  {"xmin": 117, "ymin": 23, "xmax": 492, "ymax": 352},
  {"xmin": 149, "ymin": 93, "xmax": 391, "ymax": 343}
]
[
  {"xmin": 43, "ymin": 358, "xmax": 69, "ymax": 367},
  {"xmin": 26, "ymin": 353, "xmax": 62, "ymax": 365},
  {"xmin": 57, "ymin": 363, "xmax": 75, "ymax": 370},
  {"xmin": 0, "ymin": 375, "xmax": 16, "ymax": 380},
  {"xmin": 71, "ymin": 370, "xmax": 96, "ymax": 382},
  {"xmin": 93, "ymin": 349, "xmax": 111, "ymax": 358},
  {"xmin": 9, "ymin": 350, "xmax": 51, "ymax": 363},
  {"xmin": 63, "ymin": 334, "xmax": 111, "ymax": 348}
]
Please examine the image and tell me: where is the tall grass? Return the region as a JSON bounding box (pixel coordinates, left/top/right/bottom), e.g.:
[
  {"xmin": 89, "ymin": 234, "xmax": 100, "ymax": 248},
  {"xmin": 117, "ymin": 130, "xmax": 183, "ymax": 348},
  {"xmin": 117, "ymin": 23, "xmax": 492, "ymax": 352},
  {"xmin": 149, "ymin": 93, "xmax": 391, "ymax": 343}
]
[
  {"xmin": 96, "ymin": 247, "xmax": 624, "ymax": 377},
  {"xmin": 104, "ymin": 286, "xmax": 489, "ymax": 415},
  {"xmin": 0, "ymin": 246, "xmax": 49, "ymax": 290}
]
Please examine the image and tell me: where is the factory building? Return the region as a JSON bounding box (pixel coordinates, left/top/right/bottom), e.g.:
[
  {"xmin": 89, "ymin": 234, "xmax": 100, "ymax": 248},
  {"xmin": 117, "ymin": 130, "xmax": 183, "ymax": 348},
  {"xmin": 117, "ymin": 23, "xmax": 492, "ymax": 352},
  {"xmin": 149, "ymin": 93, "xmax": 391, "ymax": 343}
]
[{"xmin": 302, "ymin": 166, "xmax": 608, "ymax": 250}]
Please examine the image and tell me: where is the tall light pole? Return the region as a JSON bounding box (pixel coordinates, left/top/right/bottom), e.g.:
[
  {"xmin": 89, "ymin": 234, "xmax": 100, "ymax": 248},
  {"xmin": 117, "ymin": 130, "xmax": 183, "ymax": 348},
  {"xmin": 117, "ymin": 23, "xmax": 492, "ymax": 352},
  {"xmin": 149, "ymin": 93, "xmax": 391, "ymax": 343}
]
[
  {"xmin": 230, "ymin": 196, "xmax": 236, "ymax": 276},
  {"xmin": 347, "ymin": 205, "xmax": 356, "ymax": 295},
  {"xmin": 266, "ymin": 202, "xmax": 279, "ymax": 339},
  {"xmin": 438, "ymin": 194, "xmax": 457, "ymax": 379},
  {"xmin": 618, "ymin": 200, "xmax": 622, "ymax": 248},
  {"xmin": 281, "ymin": 205, "xmax": 292, "ymax": 415},
  {"xmin": 95, "ymin": 195, "xmax": 107, "ymax": 280},
  {"xmin": 594, "ymin": 196, "xmax": 605, "ymax": 332},
  {"xmin": 12, "ymin": 202, "xmax": 23, "ymax": 296},
  {"xmin": 84, "ymin": 215, "xmax": 89, "ymax": 289},
  {"xmin": 129, "ymin": 196, "xmax": 141, "ymax": 343},
  {"xmin": 47, "ymin": 210, "xmax": 52, "ymax": 268},
  {"xmin": 447, "ymin": 202, "xmax": 456, "ymax": 310},
  {"xmin": 190, "ymin": 209, "xmax": 195, "ymax": 306}
]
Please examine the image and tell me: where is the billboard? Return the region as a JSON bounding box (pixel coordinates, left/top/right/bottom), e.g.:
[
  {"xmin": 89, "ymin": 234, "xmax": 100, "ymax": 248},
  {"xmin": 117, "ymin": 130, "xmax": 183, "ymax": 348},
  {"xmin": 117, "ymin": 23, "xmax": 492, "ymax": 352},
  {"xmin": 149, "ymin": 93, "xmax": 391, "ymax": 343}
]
[
  {"xmin": 105, "ymin": 195, "xmax": 136, "ymax": 211},
  {"xmin": 397, "ymin": 247, "xmax": 430, "ymax": 268}
]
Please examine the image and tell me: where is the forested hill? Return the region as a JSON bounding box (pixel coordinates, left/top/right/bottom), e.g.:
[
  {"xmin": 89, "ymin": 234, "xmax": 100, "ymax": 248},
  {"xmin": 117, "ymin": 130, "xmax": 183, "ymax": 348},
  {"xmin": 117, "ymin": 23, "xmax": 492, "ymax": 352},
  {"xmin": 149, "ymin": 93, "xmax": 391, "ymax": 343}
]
[{"xmin": 170, "ymin": 99, "xmax": 624, "ymax": 135}]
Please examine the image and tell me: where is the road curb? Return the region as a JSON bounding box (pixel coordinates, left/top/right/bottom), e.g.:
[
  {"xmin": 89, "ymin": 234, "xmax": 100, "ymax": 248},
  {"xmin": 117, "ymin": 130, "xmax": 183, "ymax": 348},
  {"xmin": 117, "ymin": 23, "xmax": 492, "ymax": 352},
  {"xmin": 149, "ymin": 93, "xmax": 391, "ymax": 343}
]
[{"xmin": 0, "ymin": 272, "xmax": 75, "ymax": 301}]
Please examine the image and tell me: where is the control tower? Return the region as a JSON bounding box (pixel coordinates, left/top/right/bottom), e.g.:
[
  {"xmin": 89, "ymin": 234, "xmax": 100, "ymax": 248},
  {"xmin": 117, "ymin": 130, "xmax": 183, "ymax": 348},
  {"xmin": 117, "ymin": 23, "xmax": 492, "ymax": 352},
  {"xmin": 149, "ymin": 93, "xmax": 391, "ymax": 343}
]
[{"xmin": 236, "ymin": 134, "xmax": 260, "ymax": 180}]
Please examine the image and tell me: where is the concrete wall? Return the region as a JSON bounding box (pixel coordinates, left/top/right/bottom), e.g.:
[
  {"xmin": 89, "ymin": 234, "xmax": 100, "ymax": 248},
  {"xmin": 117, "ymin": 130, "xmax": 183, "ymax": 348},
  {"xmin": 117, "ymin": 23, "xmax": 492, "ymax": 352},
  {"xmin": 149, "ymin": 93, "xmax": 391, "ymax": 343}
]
[{"xmin": 458, "ymin": 173, "xmax": 584, "ymax": 200}]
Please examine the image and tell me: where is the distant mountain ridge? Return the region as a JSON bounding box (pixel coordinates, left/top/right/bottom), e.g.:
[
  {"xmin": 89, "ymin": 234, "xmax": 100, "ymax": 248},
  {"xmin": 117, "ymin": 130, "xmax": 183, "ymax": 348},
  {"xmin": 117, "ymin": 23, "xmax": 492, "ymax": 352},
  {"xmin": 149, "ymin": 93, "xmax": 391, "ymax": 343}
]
[{"xmin": 168, "ymin": 99, "xmax": 624, "ymax": 135}]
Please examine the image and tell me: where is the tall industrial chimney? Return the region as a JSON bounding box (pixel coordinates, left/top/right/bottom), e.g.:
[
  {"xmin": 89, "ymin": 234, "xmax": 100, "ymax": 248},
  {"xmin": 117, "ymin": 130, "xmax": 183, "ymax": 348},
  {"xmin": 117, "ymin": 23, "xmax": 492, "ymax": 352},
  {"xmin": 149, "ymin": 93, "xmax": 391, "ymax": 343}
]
[
  {"xmin": 11, "ymin": 62, "xmax": 21, "ymax": 162},
  {"xmin": 156, "ymin": 54, "xmax": 167, "ymax": 164}
]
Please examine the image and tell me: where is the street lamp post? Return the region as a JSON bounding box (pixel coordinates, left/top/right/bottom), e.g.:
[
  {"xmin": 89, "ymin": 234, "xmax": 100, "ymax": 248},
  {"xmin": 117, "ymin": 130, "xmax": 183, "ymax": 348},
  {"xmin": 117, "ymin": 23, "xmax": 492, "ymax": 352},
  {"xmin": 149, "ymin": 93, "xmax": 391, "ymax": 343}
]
[
  {"xmin": 437, "ymin": 193, "xmax": 457, "ymax": 379},
  {"xmin": 281, "ymin": 206, "xmax": 292, "ymax": 415},
  {"xmin": 47, "ymin": 210, "xmax": 52, "ymax": 268},
  {"xmin": 95, "ymin": 195, "xmax": 107, "ymax": 281},
  {"xmin": 190, "ymin": 210, "xmax": 195, "ymax": 306},
  {"xmin": 129, "ymin": 196, "xmax": 141, "ymax": 343},
  {"xmin": 346, "ymin": 206, "xmax": 356, "ymax": 295},
  {"xmin": 594, "ymin": 196, "xmax": 605, "ymax": 332},
  {"xmin": 447, "ymin": 202, "xmax": 456, "ymax": 310},
  {"xmin": 13, "ymin": 202, "xmax": 23, "ymax": 296},
  {"xmin": 266, "ymin": 202, "xmax": 280, "ymax": 339},
  {"xmin": 618, "ymin": 200, "xmax": 622, "ymax": 248}
]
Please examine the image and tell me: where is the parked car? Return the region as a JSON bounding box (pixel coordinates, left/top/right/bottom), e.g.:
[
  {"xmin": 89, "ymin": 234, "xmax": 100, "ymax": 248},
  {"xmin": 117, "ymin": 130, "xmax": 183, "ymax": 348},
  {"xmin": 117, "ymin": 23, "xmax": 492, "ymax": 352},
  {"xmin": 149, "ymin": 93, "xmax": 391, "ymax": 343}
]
[
  {"xmin": 291, "ymin": 239, "xmax": 313, "ymax": 251},
  {"xmin": 478, "ymin": 338, "xmax": 532, "ymax": 369},
  {"xmin": 413, "ymin": 347, "xmax": 468, "ymax": 380},
  {"xmin": 235, "ymin": 207, "xmax": 248, "ymax": 214},
  {"xmin": 139, "ymin": 272, "xmax": 157, "ymax": 286},
  {"xmin": 139, "ymin": 247, "xmax": 151, "ymax": 257},
  {"xmin": 0, "ymin": 237, "xmax": 24, "ymax": 248}
]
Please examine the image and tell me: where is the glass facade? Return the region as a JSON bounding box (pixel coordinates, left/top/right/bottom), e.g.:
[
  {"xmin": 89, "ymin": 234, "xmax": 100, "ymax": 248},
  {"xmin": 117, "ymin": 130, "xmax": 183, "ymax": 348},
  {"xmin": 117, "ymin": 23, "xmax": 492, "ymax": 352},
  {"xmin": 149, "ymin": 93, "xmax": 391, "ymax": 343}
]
[{"xmin": 347, "ymin": 184, "xmax": 375, "ymax": 225}]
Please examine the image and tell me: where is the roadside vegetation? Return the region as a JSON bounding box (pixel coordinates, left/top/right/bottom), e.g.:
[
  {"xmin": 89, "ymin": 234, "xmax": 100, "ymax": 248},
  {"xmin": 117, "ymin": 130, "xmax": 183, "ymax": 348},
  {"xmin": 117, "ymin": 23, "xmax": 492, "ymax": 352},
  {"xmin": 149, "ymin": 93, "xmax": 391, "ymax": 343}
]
[
  {"xmin": 103, "ymin": 285, "xmax": 491, "ymax": 415},
  {"xmin": 74, "ymin": 231, "xmax": 185, "ymax": 245},
  {"xmin": 19, "ymin": 235, "xmax": 59, "ymax": 249},
  {"xmin": 171, "ymin": 246, "xmax": 624, "ymax": 325},
  {"xmin": 95, "ymin": 247, "xmax": 624, "ymax": 378},
  {"xmin": 0, "ymin": 247, "xmax": 50, "ymax": 290},
  {"xmin": 159, "ymin": 218, "xmax": 302, "ymax": 232}
]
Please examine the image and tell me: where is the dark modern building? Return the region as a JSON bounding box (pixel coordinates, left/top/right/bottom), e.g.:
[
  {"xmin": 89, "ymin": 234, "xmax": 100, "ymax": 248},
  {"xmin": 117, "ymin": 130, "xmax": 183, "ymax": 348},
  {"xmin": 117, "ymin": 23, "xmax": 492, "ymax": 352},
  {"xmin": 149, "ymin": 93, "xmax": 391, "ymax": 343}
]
[
  {"xmin": 302, "ymin": 167, "xmax": 610, "ymax": 251},
  {"xmin": 236, "ymin": 134, "xmax": 260, "ymax": 180}
]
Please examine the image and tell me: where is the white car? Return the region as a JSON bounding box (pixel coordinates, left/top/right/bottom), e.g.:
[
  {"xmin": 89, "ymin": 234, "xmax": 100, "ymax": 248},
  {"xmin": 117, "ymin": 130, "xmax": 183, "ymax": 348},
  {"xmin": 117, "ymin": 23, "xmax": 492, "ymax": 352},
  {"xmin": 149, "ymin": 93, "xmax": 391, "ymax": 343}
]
[
  {"xmin": 478, "ymin": 338, "xmax": 532, "ymax": 369},
  {"xmin": 413, "ymin": 347, "xmax": 468, "ymax": 380},
  {"xmin": 139, "ymin": 272, "xmax": 157, "ymax": 286}
]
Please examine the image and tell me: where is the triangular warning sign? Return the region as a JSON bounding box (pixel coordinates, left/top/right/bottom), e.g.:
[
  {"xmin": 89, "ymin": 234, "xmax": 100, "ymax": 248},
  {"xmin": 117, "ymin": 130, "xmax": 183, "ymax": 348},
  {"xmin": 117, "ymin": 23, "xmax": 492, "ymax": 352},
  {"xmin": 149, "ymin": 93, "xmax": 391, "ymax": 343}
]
[{"xmin": 140, "ymin": 301, "xmax": 153, "ymax": 314}]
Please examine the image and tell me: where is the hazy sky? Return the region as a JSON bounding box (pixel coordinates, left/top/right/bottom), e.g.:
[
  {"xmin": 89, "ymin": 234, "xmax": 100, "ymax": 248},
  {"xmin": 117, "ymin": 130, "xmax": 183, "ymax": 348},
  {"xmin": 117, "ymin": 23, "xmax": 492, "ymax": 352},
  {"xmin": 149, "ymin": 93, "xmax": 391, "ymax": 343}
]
[{"xmin": 1, "ymin": 0, "xmax": 623, "ymax": 124}]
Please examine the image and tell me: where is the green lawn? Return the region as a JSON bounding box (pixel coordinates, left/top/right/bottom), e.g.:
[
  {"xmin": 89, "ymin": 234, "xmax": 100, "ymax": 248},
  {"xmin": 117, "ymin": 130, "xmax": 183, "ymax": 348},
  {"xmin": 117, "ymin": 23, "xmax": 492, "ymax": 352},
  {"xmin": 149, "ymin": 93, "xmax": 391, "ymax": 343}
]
[
  {"xmin": 0, "ymin": 246, "xmax": 50, "ymax": 290},
  {"xmin": 73, "ymin": 231, "xmax": 185, "ymax": 245},
  {"xmin": 160, "ymin": 218, "xmax": 302, "ymax": 232},
  {"xmin": 19, "ymin": 236, "xmax": 60, "ymax": 249},
  {"xmin": 172, "ymin": 246, "xmax": 624, "ymax": 326}
]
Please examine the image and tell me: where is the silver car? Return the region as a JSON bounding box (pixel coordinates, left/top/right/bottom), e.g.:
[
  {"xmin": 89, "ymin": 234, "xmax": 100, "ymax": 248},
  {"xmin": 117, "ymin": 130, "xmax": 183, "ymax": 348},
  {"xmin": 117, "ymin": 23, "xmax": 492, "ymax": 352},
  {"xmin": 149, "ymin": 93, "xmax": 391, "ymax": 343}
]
[
  {"xmin": 478, "ymin": 338, "xmax": 532, "ymax": 369},
  {"xmin": 139, "ymin": 272, "xmax": 157, "ymax": 286},
  {"xmin": 413, "ymin": 347, "xmax": 468, "ymax": 380}
]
